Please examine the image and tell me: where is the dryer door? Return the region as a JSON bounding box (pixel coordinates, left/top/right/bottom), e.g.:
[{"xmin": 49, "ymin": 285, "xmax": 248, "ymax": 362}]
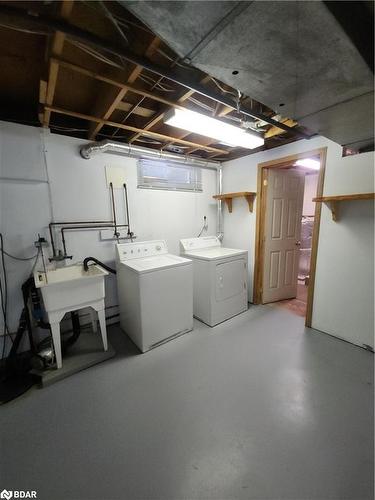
[{"xmin": 216, "ymin": 258, "xmax": 246, "ymax": 301}]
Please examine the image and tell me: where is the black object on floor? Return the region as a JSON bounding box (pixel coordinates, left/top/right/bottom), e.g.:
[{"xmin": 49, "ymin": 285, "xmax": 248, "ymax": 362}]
[{"xmin": 0, "ymin": 371, "xmax": 38, "ymax": 405}]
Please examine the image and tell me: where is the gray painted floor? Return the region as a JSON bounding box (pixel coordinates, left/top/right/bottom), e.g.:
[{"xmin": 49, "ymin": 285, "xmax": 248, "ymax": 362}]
[{"xmin": 0, "ymin": 305, "xmax": 373, "ymax": 500}]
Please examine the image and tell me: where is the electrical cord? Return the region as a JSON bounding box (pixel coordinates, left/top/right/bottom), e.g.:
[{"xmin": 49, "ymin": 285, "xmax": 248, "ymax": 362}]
[
  {"xmin": 0, "ymin": 233, "xmax": 10, "ymax": 359},
  {"xmin": 3, "ymin": 249, "xmax": 39, "ymax": 261},
  {"xmin": 0, "ymin": 236, "xmax": 41, "ymax": 359},
  {"xmin": 197, "ymin": 216, "xmax": 208, "ymax": 237}
]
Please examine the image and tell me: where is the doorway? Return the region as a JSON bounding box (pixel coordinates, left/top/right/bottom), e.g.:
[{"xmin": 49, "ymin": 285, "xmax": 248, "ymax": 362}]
[{"xmin": 253, "ymin": 148, "xmax": 327, "ymax": 327}]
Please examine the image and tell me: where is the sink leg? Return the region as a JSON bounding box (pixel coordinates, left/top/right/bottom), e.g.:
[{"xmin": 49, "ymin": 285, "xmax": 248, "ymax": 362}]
[
  {"xmin": 50, "ymin": 322, "xmax": 63, "ymax": 369},
  {"xmin": 97, "ymin": 308, "xmax": 108, "ymax": 352},
  {"xmin": 89, "ymin": 308, "xmax": 98, "ymax": 332}
]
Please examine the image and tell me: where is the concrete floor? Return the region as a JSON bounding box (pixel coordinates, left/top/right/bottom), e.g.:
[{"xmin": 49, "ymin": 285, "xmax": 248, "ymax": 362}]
[
  {"xmin": 273, "ymin": 283, "xmax": 308, "ymax": 317},
  {"xmin": 0, "ymin": 305, "xmax": 373, "ymax": 500}
]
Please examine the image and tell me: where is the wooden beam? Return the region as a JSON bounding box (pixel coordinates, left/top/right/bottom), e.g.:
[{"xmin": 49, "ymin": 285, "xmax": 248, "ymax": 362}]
[
  {"xmin": 128, "ymin": 76, "xmax": 211, "ymax": 144},
  {"xmin": 117, "ymin": 101, "xmax": 155, "ymax": 118},
  {"xmin": 45, "ymin": 106, "xmax": 229, "ymax": 155},
  {"xmin": 52, "ymin": 57, "xmax": 187, "ymax": 110},
  {"xmin": 51, "ymin": 56, "xmax": 230, "ymax": 153},
  {"xmin": 39, "ymin": 80, "xmax": 47, "ymax": 104},
  {"xmin": 50, "ymin": 57, "xmax": 235, "ymax": 155},
  {"xmin": 42, "ymin": 0, "xmax": 74, "ymax": 127},
  {"xmin": 88, "ymin": 37, "xmax": 160, "ymax": 140},
  {"xmin": 264, "ymin": 118, "xmax": 298, "ymax": 138}
]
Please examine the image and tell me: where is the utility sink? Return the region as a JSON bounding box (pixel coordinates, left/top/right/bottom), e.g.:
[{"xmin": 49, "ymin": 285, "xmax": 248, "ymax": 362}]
[
  {"xmin": 34, "ymin": 264, "xmax": 109, "ymax": 369},
  {"xmin": 34, "ymin": 264, "xmax": 109, "ymax": 313}
]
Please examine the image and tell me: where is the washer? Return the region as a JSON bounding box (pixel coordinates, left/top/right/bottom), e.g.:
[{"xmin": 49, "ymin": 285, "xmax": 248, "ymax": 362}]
[
  {"xmin": 116, "ymin": 240, "xmax": 193, "ymax": 352},
  {"xmin": 180, "ymin": 236, "xmax": 248, "ymax": 326}
]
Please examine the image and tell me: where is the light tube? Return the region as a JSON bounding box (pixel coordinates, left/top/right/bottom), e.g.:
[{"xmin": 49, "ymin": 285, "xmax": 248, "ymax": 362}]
[
  {"xmin": 294, "ymin": 158, "xmax": 320, "ymax": 170},
  {"xmin": 164, "ymin": 108, "xmax": 264, "ymax": 149}
]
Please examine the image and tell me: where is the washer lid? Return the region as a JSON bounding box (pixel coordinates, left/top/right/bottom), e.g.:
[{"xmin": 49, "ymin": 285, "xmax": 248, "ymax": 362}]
[
  {"xmin": 120, "ymin": 253, "xmax": 192, "ymax": 273},
  {"xmin": 183, "ymin": 247, "xmax": 247, "ymax": 261}
]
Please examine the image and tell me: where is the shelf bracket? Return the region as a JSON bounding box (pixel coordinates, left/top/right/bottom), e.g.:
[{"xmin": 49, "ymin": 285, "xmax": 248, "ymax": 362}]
[
  {"xmin": 213, "ymin": 192, "xmax": 256, "ymax": 213},
  {"xmin": 244, "ymin": 194, "xmax": 254, "ymax": 212},
  {"xmin": 224, "ymin": 198, "xmax": 233, "ymax": 213},
  {"xmin": 328, "ymin": 201, "xmax": 338, "ymax": 221},
  {"xmin": 313, "ymin": 193, "xmax": 374, "ymax": 222}
]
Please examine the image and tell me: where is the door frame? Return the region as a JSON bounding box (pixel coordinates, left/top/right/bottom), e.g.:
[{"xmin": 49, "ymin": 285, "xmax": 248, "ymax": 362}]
[{"xmin": 253, "ymin": 147, "xmax": 327, "ymax": 327}]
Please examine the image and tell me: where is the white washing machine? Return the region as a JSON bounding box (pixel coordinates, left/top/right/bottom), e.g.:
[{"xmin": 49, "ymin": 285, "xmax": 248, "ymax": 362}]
[
  {"xmin": 180, "ymin": 236, "xmax": 248, "ymax": 326},
  {"xmin": 116, "ymin": 240, "xmax": 193, "ymax": 352}
]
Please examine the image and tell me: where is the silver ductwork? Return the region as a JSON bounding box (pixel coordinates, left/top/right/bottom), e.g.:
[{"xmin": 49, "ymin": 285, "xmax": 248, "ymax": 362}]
[
  {"xmin": 80, "ymin": 140, "xmax": 224, "ymax": 237},
  {"xmin": 80, "ymin": 140, "xmax": 220, "ymax": 170}
]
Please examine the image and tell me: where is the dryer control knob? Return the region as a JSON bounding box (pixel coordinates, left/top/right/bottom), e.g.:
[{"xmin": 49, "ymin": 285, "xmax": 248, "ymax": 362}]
[{"xmin": 156, "ymin": 245, "xmax": 162, "ymax": 251}]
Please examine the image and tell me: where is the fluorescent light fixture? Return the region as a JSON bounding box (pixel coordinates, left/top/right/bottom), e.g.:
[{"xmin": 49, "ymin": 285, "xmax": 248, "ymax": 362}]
[
  {"xmin": 295, "ymin": 158, "xmax": 320, "ymax": 170},
  {"xmin": 164, "ymin": 108, "xmax": 264, "ymax": 149}
]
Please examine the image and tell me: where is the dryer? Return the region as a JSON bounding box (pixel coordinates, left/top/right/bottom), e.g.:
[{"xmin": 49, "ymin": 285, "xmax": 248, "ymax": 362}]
[
  {"xmin": 180, "ymin": 236, "xmax": 248, "ymax": 327},
  {"xmin": 116, "ymin": 240, "xmax": 193, "ymax": 352}
]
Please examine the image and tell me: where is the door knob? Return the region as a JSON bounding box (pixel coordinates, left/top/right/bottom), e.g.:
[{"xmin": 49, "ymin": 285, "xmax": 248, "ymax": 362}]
[{"xmin": 295, "ymin": 241, "xmax": 301, "ymax": 246}]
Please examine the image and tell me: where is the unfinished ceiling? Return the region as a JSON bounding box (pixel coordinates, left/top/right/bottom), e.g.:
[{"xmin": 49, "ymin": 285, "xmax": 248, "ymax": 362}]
[
  {"xmin": 0, "ymin": 0, "xmax": 316, "ymax": 162},
  {"xmin": 123, "ymin": 0, "xmax": 374, "ymax": 152}
]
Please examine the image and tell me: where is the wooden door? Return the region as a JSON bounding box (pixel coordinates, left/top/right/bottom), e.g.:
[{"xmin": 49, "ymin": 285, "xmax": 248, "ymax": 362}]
[{"xmin": 262, "ymin": 168, "xmax": 305, "ymax": 303}]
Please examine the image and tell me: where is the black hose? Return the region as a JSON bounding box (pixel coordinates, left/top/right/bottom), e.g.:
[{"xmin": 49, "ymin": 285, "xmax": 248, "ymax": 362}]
[
  {"xmin": 62, "ymin": 311, "xmax": 81, "ymax": 353},
  {"xmin": 21, "ymin": 278, "xmax": 36, "ymax": 354},
  {"xmin": 83, "ymin": 257, "xmax": 116, "ymax": 274}
]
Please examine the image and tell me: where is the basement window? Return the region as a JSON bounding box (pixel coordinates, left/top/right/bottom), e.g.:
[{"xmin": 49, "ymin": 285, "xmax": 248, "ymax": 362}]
[{"xmin": 137, "ymin": 158, "xmax": 202, "ymax": 192}]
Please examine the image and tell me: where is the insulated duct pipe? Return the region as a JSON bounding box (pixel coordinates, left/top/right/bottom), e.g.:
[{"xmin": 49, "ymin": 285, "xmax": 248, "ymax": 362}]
[
  {"xmin": 80, "ymin": 140, "xmax": 224, "ymax": 237},
  {"xmin": 80, "ymin": 140, "xmax": 220, "ymax": 170}
]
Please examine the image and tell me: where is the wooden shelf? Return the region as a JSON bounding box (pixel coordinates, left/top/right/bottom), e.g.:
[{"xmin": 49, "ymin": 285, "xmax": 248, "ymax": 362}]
[
  {"xmin": 213, "ymin": 192, "xmax": 256, "ymax": 213},
  {"xmin": 313, "ymin": 193, "xmax": 375, "ymax": 221}
]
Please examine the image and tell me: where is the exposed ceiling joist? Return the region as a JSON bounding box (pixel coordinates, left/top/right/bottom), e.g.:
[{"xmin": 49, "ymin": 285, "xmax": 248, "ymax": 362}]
[
  {"xmin": 129, "ymin": 75, "xmax": 211, "ymax": 144},
  {"xmin": 264, "ymin": 118, "xmax": 298, "ymax": 139},
  {"xmin": 51, "ymin": 57, "xmax": 187, "ymax": 110},
  {"xmin": 0, "ymin": 3, "xmax": 308, "ymax": 139},
  {"xmin": 116, "ymin": 101, "xmax": 155, "ymax": 118},
  {"xmin": 42, "ymin": 0, "xmax": 74, "ymax": 127},
  {"xmin": 46, "ymin": 105, "xmax": 229, "ymax": 154},
  {"xmin": 88, "ymin": 36, "xmax": 160, "ymax": 140}
]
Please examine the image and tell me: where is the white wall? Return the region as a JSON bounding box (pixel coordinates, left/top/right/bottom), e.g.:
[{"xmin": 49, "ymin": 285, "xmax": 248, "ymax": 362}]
[
  {"xmin": 0, "ymin": 121, "xmax": 217, "ymax": 352},
  {"xmin": 1, "ymin": 122, "xmax": 373, "ymax": 351},
  {"xmin": 222, "ymin": 136, "xmax": 374, "ymax": 349},
  {"xmin": 303, "ymin": 173, "xmax": 319, "ymax": 216}
]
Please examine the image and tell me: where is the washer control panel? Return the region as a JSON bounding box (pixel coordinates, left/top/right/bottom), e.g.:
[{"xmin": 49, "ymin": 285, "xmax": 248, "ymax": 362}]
[{"xmin": 116, "ymin": 240, "xmax": 168, "ymax": 261}]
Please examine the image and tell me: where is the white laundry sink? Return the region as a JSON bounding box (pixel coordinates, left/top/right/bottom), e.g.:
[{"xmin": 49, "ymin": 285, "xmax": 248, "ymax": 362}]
[
  {"xmin": 34, "ymin": 263, "xmax": 110, "ymax": 369},
  {"xmin": 34, "ymin": 264, "xmax": 109, "ymax": 313}
]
